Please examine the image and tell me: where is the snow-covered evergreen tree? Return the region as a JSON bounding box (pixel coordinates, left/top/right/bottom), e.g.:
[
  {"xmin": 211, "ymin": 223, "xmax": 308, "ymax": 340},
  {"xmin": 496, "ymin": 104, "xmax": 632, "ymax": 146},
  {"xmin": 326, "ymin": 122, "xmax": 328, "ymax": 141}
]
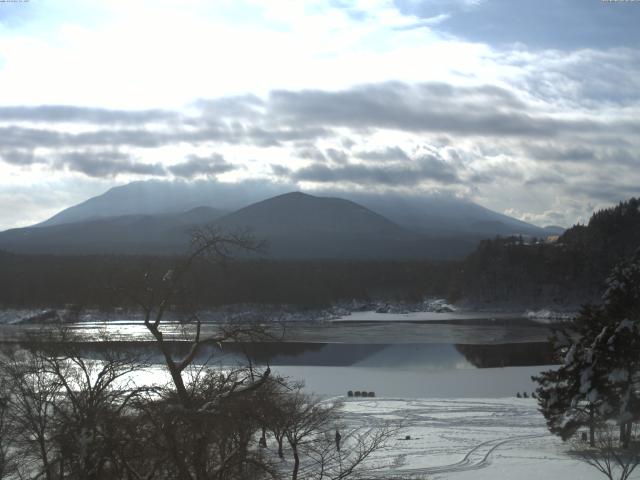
[
  {"xmin": 533, "ymin": 305, "xmax": 607, "ymax": 444},
  {"xmin": 534, "ymin": 248, "xmax": 640, "ymax": 446}
]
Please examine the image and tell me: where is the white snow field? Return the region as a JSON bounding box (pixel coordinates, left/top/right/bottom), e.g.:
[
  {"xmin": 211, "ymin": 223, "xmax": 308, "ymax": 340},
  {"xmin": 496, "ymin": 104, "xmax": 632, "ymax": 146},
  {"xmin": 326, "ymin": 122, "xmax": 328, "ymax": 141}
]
[{"xmin": 334, "ymin": 397, "xmax": 634, "ymax": 480}]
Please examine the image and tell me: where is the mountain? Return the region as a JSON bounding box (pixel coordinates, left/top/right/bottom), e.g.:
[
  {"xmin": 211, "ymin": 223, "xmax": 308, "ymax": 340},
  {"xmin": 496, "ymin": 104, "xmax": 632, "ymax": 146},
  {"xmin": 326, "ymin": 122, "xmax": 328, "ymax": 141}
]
[
  {"xmin": 0, "ymin": 180, "xmax": 555, "ymax": 259},
  {"xmin": 214, "ymin": 192, "xmax": 450, "ymax": 259},
  {"xmin": 37, "ymin": 179, "xmax": 288, "ymax": 228},
  {"xmin": 0, "ymin": 191, "xmax": 478, "ymax": 259},
  {"xmin": 34, "ymin": 179, "xmax": 550, "ymax": 237},
  {"xmin": 343, "ymin": 192, "xmax": 549, "ymax": 238},
  {"xmin": 0, "ymin": 207, "xmax": 226, "ymax": 255}
]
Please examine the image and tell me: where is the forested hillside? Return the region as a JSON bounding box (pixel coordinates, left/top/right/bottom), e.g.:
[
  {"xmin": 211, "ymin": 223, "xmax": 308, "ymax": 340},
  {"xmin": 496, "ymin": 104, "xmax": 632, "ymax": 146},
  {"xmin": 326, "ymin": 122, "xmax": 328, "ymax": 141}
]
[{"xmin": 453, "ymin": 198, "xmax": 640, "ymax": 308}]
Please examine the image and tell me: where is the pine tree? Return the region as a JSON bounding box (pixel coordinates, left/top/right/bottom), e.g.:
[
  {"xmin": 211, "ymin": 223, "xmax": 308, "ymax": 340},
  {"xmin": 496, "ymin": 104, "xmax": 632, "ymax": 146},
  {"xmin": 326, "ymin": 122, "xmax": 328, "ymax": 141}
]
[
  {"xmin": 534, "ymin": 248, "xmax": 640, "ymax": 446},
  {"xmin": 533, "ymin": 307, "xmax": 606, "ymax": 445}
]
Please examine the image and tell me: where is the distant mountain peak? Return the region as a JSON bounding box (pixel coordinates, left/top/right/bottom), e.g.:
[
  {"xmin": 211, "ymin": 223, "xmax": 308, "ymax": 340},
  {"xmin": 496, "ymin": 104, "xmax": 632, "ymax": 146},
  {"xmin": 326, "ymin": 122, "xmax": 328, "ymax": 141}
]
[
  {"xmin": 277, "ymin": 191, "xmax": 309, "ymax": 198},
  {"xmin": 1, "ymin": 180, "xmax": 551, "ymax": 259}
]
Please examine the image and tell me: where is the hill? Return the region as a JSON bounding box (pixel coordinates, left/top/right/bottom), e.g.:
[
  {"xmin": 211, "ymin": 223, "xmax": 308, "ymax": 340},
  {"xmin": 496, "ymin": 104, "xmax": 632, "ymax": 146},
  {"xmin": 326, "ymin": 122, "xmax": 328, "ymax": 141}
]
[
  {"xmin": 215, "ymin": 192, "xmax": 459, "ymax": 259},
  {"xmin": 454, "ymin": 197, "xmax": 640, "ymax": 308}
]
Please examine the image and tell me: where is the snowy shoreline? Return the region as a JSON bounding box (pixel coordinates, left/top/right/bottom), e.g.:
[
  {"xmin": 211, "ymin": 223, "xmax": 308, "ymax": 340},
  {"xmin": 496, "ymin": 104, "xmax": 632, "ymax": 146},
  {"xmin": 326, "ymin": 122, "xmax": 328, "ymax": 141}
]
[{"xmin": 0, "ymin": 298, "xmax": 577, "ymax": 327}]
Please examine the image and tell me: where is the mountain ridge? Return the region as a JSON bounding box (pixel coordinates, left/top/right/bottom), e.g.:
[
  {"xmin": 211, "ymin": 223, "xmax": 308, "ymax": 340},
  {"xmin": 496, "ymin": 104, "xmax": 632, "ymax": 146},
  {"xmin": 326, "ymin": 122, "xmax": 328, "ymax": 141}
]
[{"xmin": 0, "ymin": 181, "xmax": 557, "ymax": 259}]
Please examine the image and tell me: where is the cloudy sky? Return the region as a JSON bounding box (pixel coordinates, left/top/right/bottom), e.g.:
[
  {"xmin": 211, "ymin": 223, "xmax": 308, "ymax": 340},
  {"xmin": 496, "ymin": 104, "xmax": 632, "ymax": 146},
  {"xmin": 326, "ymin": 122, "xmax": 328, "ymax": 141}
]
[{"xmin": 0, "ymin": 0, "xmax": 639, "ymax": 230}]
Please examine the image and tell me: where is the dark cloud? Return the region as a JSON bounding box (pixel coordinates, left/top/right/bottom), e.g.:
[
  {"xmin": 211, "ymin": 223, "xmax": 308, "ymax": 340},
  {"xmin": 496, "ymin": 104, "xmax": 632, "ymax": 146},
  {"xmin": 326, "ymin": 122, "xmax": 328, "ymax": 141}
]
[
  {"xmin": 295, "ymin": 146, "xmax": 349, "ymax": 163},
  {"xmin": 0, "ymin": 145, "xmax": 236, "ymax": 180},
  {"xmin": 466, "ymin": 161, "xmax": 524, "ymax": 184},
  {"xmin": 603, "ymin": 148, "xmax": 640, "ymax": 166},
  {"xmin": 2, "ymin": 82, "xmax": 637, "ymax": 219},
  {"xmin": 567, "ymin": 181, "xmax": 640, "ymax": 204},
  {"xmin": 2, "ymin": 82, "xmax": 636, "ymax": 160},
  {"xmin": 266, "ymin": 82, "xmax": 612, "ymax": 138},
  {"xmin": 242, "ymin": 126, "xmax": 332, "ymax": 147},
  {"xmin": 524, "ymin": 174, "xmax": 567, "ymax": 187},
  {"xmin": 341, "ymin": 137, "xmax": 356, "ymax": 149},
  {"xmin": 356, "ymin": 146, "xmax": 410, "ymax": 162},
  {"xmin": 0, "ymin": 123, "xmax": 333, "ymax": 151},
  {"xmin": 270, "ymin": 164, "xmax": 292, "ymax": 177},
  {"xmin": 292, "ymin": 154, "xmax": 460, "ymax": 186},
  {"xmin": 525, "ymin": 144, "xmax": 598, "ymax": 163},
  {"xmin": 296, "ymin": 146, "xmax": 327, "ymax": 162},
  {"xmin": 0, "ymin": 105, "xmax": 177, "ymax": 124},
  {"xmin": 394, "ymin": 0, "xmax": 640, "ymax": 50},
  {"xmin": 524, "ymin": 143, "xmax": 639, "ymax": 167},
  {"xmin": 56, "ymin": 151, "xmax": 166, "ymax": 178},
  {"xmin": 325, "ymin": 148, "xmax": 349, "ymax": 163},
  {"xmin": 0, "ymin": 149, "xmax": 36, "ymax": 165},
  {"xmin": 168, "ymin": 154, "xmax": 235, "ymax": 179},
  {"xmin": 0, "ymin": 126, "xmax": 171, "ymax": 149}
]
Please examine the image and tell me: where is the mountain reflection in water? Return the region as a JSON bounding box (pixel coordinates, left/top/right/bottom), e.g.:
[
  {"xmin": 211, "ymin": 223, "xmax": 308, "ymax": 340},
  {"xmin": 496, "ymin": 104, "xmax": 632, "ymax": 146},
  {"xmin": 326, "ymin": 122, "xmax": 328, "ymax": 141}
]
[{"xmin": 7, "ymin": 340, "xmax": 555, "ymax": 369}]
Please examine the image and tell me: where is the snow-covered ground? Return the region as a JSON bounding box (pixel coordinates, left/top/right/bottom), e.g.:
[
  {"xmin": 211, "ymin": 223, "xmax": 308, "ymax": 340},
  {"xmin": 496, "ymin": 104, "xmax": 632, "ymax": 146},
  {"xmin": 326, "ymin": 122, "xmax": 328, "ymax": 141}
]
[{"xmin": 333, "ymin": 397, "xmax": 627, "ymax": 479}]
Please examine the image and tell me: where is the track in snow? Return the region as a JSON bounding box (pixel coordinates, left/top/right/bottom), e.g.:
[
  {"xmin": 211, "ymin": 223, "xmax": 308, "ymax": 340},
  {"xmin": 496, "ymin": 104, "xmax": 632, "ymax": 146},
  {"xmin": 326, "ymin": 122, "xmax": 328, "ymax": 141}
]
[{"xmin": 375, "ymin": 433, "xmax": 548, "ymax": 477}]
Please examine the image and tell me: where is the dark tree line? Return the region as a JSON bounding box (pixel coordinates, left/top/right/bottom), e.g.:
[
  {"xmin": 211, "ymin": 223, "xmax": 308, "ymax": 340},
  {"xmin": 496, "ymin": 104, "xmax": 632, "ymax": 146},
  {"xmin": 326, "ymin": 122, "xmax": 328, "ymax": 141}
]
[
  {"xmin": 0, "ymin": 250, "xmax": 454, "ymax": 310},
  {"xmin": 452, "ymin": 197, "xmax": 640, "ymax": 307}
]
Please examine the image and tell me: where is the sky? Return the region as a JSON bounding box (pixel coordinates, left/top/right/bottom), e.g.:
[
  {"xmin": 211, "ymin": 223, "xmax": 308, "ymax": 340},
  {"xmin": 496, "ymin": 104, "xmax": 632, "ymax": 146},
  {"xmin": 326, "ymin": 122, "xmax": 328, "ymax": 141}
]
[{"xmin": 0, "ymin": 0, "xmax": 639, "ymax": 230}]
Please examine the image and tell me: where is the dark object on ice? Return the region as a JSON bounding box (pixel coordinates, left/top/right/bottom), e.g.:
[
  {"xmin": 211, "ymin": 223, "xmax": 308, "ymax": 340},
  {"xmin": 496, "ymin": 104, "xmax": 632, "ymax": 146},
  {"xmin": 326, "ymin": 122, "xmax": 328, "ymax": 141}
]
[
  {"xmin": 347, "ymin": 390, "xmax": 353, "ymax": 397},
  {"xmin": 335, "ymin": 430, "xmax": 342, "ymax": 452},
  {"xmin": 581, "ymin": 432, "xmax": 588, "ymax": 442},
  {"xmin": 259, "ymin": 426, "xmax": 267, "ymax": 447},
  {"xmin": 523, "ymin": 392, "xmax": 529, "ymax": 398},
  {"xmin": 354, "ymin": 391, "xmax": 361, "ymax": 397},
  {"xmin": 405, "ymin": 435, "xmax": 411, "ymax": 440},
  {"xmin": 516, "ymin": 392, "xmax": 522, "ymax": 398},
  {"xmin": 368, "ymin": 391, "xmax": 375, "ymax": 397},
  {"xmin": 531, "ymin": 392, "xmax": 537, "ymax": 399}
]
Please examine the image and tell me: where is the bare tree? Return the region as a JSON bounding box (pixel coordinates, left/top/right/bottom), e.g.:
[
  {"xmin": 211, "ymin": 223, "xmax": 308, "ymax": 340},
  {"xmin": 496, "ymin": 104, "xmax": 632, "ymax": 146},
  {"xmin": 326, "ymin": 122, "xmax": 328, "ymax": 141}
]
[
  {"xmin": 129, "ymin": 228, "xmax": 266, "ymax": 405},
  {"xmin": 124, "ymin": 227, "xmax": 281, "ymax": 479},
  {"xmin": 303, "ymin": 424, "xmax": 396, "ymax": 480},
  {"xmin": 0, "ymin": 330, "xmax": 150, "ymax": 480},
  {"xmin": 0, "ymin": 387, "xmax": 13, "ymax": 479},
  {"xmin": 262, "ymin": 380, "xmax": 397, "ymax": 480},
  {"xmin": 283, "ymin": 389, "xmax": 340, "ymax": 480},
  {"xmin": 572, "ymin": 423, "xmax": 640, "ymax": 480}
]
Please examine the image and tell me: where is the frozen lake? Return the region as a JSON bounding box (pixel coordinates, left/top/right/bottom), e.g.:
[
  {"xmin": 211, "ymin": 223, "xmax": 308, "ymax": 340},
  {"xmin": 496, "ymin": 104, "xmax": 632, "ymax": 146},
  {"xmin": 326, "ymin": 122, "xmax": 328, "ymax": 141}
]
[
  {"xmin": 2, "ymin": 339, "xmax": 554, "ymax": 398},
  {"xmin": 0, "ymin": 310, "xmax": 558, "ymax": 398},
  {"xmin": 0, "ymin": 308, "xmax": 555, "ymax": 344}
]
